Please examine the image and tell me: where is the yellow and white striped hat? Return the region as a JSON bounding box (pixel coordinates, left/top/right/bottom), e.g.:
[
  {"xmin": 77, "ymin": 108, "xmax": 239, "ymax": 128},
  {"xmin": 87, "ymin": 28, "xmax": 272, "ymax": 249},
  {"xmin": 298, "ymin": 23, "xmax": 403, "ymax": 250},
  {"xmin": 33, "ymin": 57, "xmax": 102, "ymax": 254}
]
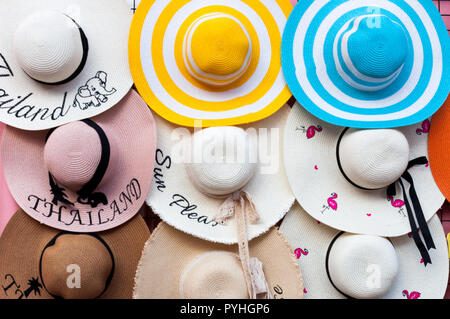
[{"xmin": 129, "ymin": 0, "xmax": 293, "ymax": 127}]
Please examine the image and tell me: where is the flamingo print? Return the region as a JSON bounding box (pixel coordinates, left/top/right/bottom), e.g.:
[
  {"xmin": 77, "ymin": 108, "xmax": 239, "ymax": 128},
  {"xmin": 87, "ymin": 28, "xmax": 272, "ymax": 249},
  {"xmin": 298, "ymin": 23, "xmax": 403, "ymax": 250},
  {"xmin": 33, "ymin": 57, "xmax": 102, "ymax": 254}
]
[
  {"xmin": 296, "ymin": 125, "xmax": 322, "ymax": 139},
  {"xmin": 388, "ymin": 196, "xmax": 406, "ymax": 217},
  {"xmin": 294, "ymin": 248, "xmax": 309, "ymax": 259},
  {"xmin": 402, "ymin": 290, "xmax": 421, "ymax": 299},
  {"xmin": 416, "ymin": 119, "xmax": 430, "ymax": 135},
  {"xmin": 321, "ymin": 193, "xmax": 338, "ymax": 213}
]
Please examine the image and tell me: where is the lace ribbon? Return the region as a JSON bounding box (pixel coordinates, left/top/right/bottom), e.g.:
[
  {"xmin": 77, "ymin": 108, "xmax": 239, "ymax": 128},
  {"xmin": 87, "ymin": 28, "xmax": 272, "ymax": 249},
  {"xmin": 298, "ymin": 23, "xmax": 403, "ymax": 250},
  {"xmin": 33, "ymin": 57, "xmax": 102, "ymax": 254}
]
[{"xmin": 214, "ymin": 191, "xmax": 272, "ymax": 299}]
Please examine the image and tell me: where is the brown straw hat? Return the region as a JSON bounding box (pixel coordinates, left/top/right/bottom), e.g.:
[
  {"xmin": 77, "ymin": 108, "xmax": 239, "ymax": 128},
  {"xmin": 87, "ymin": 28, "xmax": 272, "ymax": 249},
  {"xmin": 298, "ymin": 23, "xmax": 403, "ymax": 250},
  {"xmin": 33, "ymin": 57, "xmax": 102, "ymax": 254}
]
[
  {"xmin": 133, "ymin": 223, "xmax": 303, "ymax": 299},
  {"xmin": 0, "ymin": 209, "xmax": 149, "ymax": 299}
]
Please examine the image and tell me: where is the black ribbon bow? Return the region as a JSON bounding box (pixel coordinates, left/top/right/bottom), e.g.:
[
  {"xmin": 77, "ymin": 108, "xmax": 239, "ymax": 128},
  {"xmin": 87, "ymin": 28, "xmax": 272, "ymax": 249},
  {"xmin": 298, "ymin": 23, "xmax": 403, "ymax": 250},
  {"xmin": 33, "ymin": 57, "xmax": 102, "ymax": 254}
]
[
  {"xmin": 47, "ymin": 119, "xmax": 110, "ymax": 209},
  {"xmin": 387, "ymin": 156, "xmax": 435, "ymax": 266}
]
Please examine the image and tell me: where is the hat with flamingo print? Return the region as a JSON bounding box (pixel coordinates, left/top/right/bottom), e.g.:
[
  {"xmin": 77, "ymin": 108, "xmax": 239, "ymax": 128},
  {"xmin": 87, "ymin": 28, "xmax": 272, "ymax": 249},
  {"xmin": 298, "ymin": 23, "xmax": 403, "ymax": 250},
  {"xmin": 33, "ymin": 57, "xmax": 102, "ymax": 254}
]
[
  {"xmin": 279, "ymin": 203, "xmax": 449, "ymax": 299},
  {"xmin": 283, "ymin": 103, "xmax": 444, "ymax": 266},
  {"xmin": 0, "ymin": 209, "xmax": 150, "ymax": 299}
]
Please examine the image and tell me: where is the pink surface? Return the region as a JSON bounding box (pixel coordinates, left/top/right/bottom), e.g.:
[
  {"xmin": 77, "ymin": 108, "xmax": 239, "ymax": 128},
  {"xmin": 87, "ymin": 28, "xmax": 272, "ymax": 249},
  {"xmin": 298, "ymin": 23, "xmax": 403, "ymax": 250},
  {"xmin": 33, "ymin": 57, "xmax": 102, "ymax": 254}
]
[
  {"xmin": 290, "ymin": 0, "xmax": 297, "ymax": 6},
  {"xmin": 0, "ymin": 122, "xmax": 18, "ymax": 235}
]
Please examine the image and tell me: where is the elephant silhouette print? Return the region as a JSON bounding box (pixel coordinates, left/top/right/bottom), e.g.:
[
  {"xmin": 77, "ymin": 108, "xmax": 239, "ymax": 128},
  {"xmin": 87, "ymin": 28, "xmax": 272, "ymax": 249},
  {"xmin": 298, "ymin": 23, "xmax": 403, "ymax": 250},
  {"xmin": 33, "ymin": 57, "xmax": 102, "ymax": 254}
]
[{"xmin": 73, "ymin": 71, "xmax": 117, "ymax": 110}]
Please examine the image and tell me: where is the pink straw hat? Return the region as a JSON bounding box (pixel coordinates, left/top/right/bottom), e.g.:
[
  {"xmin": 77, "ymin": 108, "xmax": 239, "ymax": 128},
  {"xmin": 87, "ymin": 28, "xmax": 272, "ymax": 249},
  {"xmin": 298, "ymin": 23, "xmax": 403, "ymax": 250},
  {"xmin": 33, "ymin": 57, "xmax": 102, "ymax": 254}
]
[
  {"xmin": 0, "ymin": 122, "xmax": 18, "ymax": 235},
  {"xmin": 1, "ymin": 89, "xmax": 157, "ymax": 232}
]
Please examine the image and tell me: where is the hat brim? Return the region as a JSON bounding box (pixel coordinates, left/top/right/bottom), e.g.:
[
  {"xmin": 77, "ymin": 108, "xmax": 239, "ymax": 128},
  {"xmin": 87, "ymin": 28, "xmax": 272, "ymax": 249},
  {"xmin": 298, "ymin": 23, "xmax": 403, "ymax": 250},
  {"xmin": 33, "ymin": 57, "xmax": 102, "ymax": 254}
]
[
  {"xmin": 284, "ymin": 103, "xmax": 444, "ymax": 236},
  {"xmin": 281, "ymin": 0, "xmax": 450, "ymax": 128},
  {"xmin": 129, "ymin": 0, "xmax": 293, "ymax": 127},
  {"xmin": 429, "ymin": 97, "xmax": 450, "ymax": 201},
  {"xmin": 279, "ymin": 203, "xmax": 449, "ymax": 299},
  {"xmin": 146, "ymin": 105, "xmax": 294, "ymax": 244},
  {"xmin": 2, "ymin": 89, "xmax": 157, "ymax": 232},
  {"xmin": 0, "ymin": 0, "xmax": 133, "ymax": 130},
  {"xmin": 0, "ymin": 210, "xmax": 150, "ymax": 299},
  {"xmin": 133, "ymin": 222, "xmax": 303, "ymax": 299}
]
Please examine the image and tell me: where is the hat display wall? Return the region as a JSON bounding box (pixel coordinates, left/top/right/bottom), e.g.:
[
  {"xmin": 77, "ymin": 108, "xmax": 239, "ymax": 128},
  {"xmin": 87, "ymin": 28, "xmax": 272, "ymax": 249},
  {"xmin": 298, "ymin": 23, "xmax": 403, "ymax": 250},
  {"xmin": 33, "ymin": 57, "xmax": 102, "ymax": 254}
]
[
  {"xmin": 146, "ymin": 105, "xmax": 294, "ymax": 244},
  {"xmin": 133, "ymin": 222, "xmax": 303, "ymax": 299},
  {"xmin": 0, "ymin": 123, "xmax": 18, "ymax": 235},
  {"xmin": 128, "ymin": 0, "xmax": 293, "ymax": 127},
  {"xmin": 429, "ymin": 97, "xmax": 450, "ymax": 201},
  {"xmin": 1, "ymin": 89, "xmax": 157, "ymax": 232},
  {"xmin": 279, "ymin": 203, "xmax": 449, "ymax": 299},
  {"xmin": 284, "ymin": 103, "xmax": 444, "ymax": 265},
  {"xmin": 0, "ymin": 0, "xmax": 133, "ymax": 130},
  {"xmin": 0, "ymin": 209, "xmax": 149, "ymax": 299},
  {"xmin": 281, "ymin": 0, "xmax": 450, "ymax": 128}
]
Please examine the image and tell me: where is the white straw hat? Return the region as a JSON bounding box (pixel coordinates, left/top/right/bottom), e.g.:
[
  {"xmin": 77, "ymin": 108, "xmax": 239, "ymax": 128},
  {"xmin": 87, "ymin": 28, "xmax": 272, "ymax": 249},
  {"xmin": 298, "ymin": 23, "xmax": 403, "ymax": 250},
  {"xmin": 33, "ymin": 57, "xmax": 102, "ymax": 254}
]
[
  {"xmin": 284, "ymin": 103, "xmax": 444, "ymax": 265},
  {"xmin": 279, "ymin": 203, "xmax": 449, "ymax": 299},
  {"xmin": 133, "ymin": 223, "xmax": 303, "ymax": 299},
  {"xmin": 146, "ymin": 105, "xmax": 294, "ymax": 244},
  {"xmin": 0, "ymin": 0, "xmax": 133, "ymax": 130}
]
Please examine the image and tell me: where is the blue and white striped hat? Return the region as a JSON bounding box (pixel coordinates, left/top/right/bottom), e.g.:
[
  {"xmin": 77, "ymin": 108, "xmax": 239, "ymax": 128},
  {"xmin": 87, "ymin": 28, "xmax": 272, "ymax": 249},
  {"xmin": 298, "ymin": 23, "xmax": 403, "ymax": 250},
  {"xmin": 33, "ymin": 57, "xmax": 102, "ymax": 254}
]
[{"xmin": 281, "ymin": 0, "xmax": 450, "ymax": 128}]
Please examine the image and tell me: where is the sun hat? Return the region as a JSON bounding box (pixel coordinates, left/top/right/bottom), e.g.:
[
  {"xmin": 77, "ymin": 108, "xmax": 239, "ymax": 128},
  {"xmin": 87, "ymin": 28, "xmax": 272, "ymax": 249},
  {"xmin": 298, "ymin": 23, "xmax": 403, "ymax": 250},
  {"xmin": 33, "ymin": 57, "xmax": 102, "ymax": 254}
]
[
  {"xmin": 1, "ymin": 89, "xmax": 157, "ymax": 232},
  {"xmin": 128, "ymin": 0, "xmax": 293, "ymax": 127},
  {"xmin": 133, "ymin": 222, "xmax": 303, "ymax": 299},
  {"xmin": 429, "ymin": 97, "xmax": 450, "ymax": 201},
  {"xmin": 284, "ymin": 103, "xmax": 444, "ymax": 266},
  {"xmin": 279, "ymin": 203, "xmax": 449, "ymax": 299},
  {"xmin": 0, "ymin": 122, "xmax": 18, "ymax": 235},
  {"xmin": 281, "ymin": 0, "xmax": 450, "ymax": 128},
  {"xmin": 0, "ymin": 0, "xmax": 133, "ymax": 131},
  {"xmin": 0, "ymin": 209, "xmax": 149, "ymax": 299},
  {"xmin": 146, "ymin": 104, "xmax": 294, "ymax": 244}
]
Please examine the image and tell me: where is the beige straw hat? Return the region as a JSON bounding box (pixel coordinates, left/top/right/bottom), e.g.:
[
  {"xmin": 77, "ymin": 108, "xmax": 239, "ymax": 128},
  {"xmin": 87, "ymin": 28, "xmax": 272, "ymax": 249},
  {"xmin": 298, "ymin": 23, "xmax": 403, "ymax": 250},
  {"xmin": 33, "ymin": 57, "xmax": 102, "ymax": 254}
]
[
  {"xmin": 279, "ymin": 203, "xmax": 449, "ymax": 299},
  {"xmin": 133, "ymin": 222, "xmax": 303, "ymax": 299},
  {"xmin": 0, "ymin": 209, "xmax": 150, "ymax": 299}
]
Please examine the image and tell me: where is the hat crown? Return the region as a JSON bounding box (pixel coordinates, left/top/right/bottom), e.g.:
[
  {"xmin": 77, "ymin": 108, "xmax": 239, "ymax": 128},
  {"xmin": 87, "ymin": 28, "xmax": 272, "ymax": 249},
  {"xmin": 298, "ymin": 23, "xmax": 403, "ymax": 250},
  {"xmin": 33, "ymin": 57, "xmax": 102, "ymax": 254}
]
[
  {"xmin": 180, "ymin": 252, "xmax": 249, "ymax": 299},
  {"xmin": 339, "ymin": 129, "xmax": 409, "ymax": 189},
  {"xmin": 328, "ymin": 234, "xmax": 399, "ymax": 299},
  {"xmin": 40, "ymin": 234, "xmax": 113, "ymax": 299},
  {"xmin": 185, "ymin": 127, "xmax": 257, "ymax": 197},
  {"xmin": 44, "ymin": 121, "xmax": 103, "ymax": 191},
  {"xmin": 13, "ymin": 10, "xmax": 84, "ymax": 84},
  {"xmin": 338, "ymin": 14, "xmax": 408, "ymax": 91},
  {"xmin": 185, "ymin": 13, "xmax": 252, "ymax": 86}
]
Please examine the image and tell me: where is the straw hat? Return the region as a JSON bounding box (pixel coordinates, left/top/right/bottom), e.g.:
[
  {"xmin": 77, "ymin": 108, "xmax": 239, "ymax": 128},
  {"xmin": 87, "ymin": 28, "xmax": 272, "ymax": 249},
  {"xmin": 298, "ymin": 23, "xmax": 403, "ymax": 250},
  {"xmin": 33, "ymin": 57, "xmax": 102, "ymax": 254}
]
[
  {"xmin": 128, "ymin": 0, "xmax": 293, "ymax": 127},
  {"xmin": 133, "ymin": 222, "xmax": 303, "ymax": 299},
  {"xmin": 281, "ymin": 0, "xmax": 450, "ymax": 128},
  {"xmin": 279, "ymin": 203, "xmax": 449, "ymax": 299},
  {"xmin": 1, "ymin": 89, "xmax": 157, "ymax": 232},
  {"xmin": 429, "ymin": 97, "xmax": 450, "ymax": 201},
  {"xmin": 146, "ymin": 105, "xmax": 294, "ymax": 244},
  {"xmin": 284, "ymin": 103, "xmax": 444, "ymax": 265},
  {"xmin": 0, "ymin": 0, "xmax": 133, "ymax": 130},
  {"xmin": 0, "ymin": 209, "xmax": 149, "ymax": 299}
]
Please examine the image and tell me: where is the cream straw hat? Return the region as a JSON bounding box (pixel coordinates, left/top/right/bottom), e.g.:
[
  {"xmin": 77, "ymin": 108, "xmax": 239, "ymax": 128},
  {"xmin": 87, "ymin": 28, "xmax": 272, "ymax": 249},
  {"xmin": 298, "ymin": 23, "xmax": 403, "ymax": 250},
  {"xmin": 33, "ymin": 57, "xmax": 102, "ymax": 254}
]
[
  {"xmin": 284, "ymin": 103, "xmax": 444, "ymax": 266},
  {"xmin": 133, "ymin": 223, "xmax": 303, "ymax": 299},
  {"xmin": 280, "ymin": 203, "xmax": 449, "ymax": 299},
  {"xmin": 146, "ymin": 105, "xmax": 294, "ymax": 244},
  {"xmin": 0, "ymin": 0, "xmax": 133, "ymax": 130}
]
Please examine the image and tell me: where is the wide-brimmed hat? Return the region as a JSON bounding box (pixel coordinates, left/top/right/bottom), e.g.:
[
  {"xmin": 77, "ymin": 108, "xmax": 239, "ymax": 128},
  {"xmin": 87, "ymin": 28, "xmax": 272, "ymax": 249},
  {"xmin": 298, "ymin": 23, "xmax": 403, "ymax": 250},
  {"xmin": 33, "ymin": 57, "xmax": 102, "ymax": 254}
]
[
  {"xmin": 0, "ymin": 0, "xmax": 133, "ymax": 130},
  {"xmin": 279, "ymin": 203, "xmax": 448, "ymax": 299},
  {"xmin": 284, "ymin": 103, "xmax": 444, "ymax": 265},
  {"xmin": 429, "ymin": 97, "xmax": 450, "ymax": 201},
  {"xmin": 133, "ymin": 222, "xmax": 303, "ymax": 299},
  {"xmin": 281, "ymin": 0, "xmax": 450, "ymax": 128},
  {"xmin": 146, "ymin": 105, "xmax": 294, "ymax": 244},
  {"xmin": 1, "ymin": 89, "xmax": 157, "ymax": 232},
  {"xmin": 128, "ymin": 0, "xmax": 293, "ymax": 127},
  {"xmin": 0, "ymin": 209, "xmax": 150, "ymax": 299}
]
